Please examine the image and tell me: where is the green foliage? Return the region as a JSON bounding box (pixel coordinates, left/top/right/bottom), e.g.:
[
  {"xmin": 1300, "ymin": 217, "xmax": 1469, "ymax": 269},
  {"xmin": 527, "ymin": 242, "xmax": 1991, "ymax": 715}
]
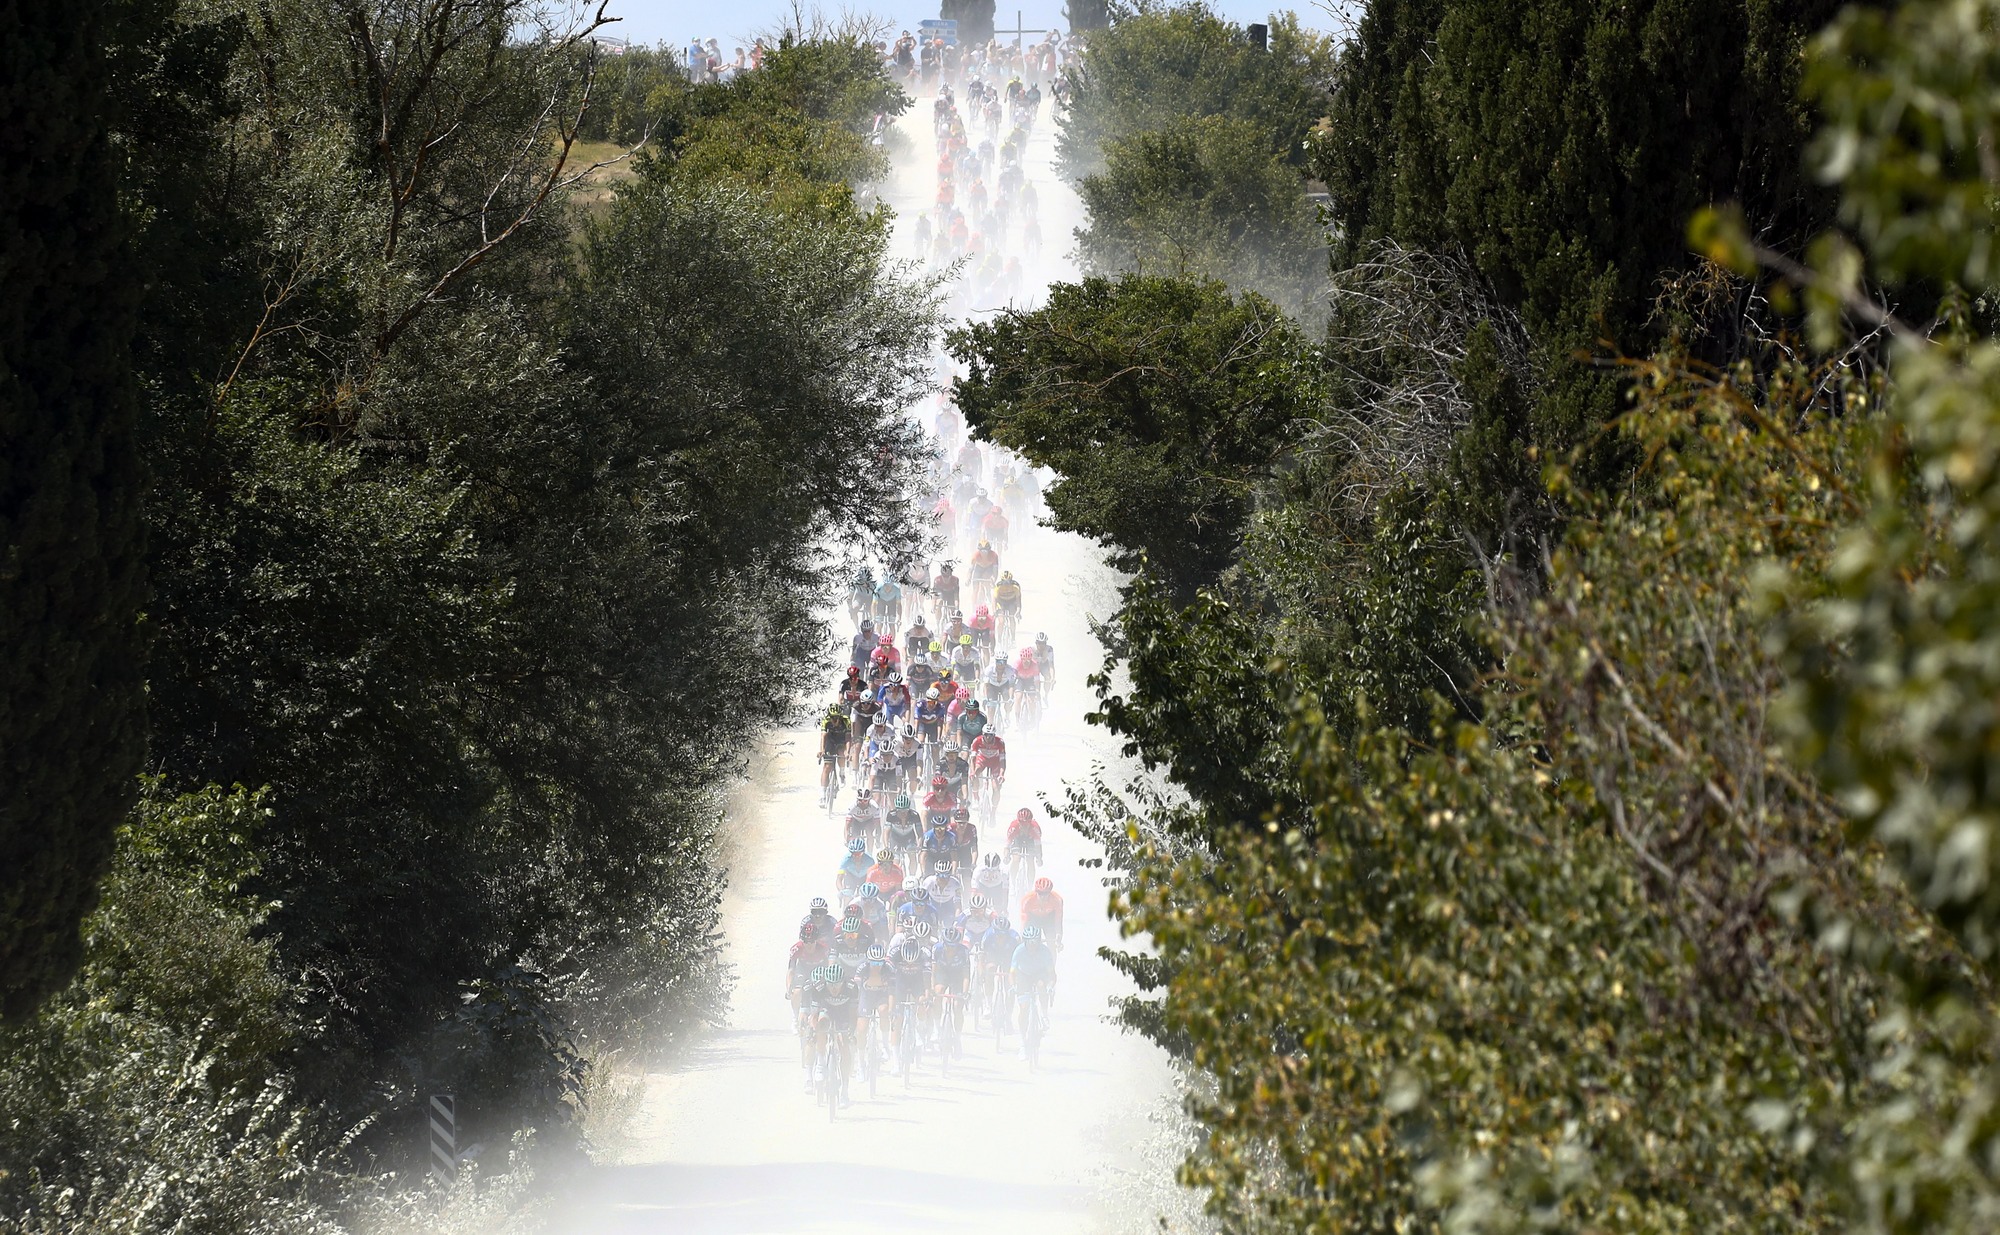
[
  {"xmin": 1314, "ymin": 0, "xmax": 1841, "ymax": 476},
  {"xmin": 0, "ymin": 784, "xmax": 335, "ymax": 1233},
  {"xmin": 950, "ymin": 275, "xmax": 1317, "ymax": 597},
  {"xmin": 575, "ymin": 44, "xmax": 687, "ymax": 146},
  {"xmin": 1058, "ymin": 5, "xmax": 1333, "ymax": 183},
  {"xmin": 1076, "ymin": 114, "xmax": 1324, "ymax": 313},
  {"xmin": 0, "ymin": 0, "xmax": 149, "ymax": 1022},
  {"xmin": 4, "ymin": 0, "xmax": 936, "ymax": 1218}
]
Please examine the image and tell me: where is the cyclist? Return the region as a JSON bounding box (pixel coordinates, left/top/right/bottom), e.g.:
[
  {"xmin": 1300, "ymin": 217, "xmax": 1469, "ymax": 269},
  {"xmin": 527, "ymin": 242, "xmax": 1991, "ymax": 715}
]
[
  {"xmin": 844, "ymin": 789, "xmax": 882, "ymax": 850},
  {"xmin": 849, "ymin": 618, "xmax": 878, "ymax": 671},
  {"xmin": 856, "ymin": 881, "xmax": 891, "ymax": 939},
  {"xmin": 805, "ymin": 896, "xmax": 839, "ymax": 942},
  {"xmin": 950, "ymin": 632, "xmax": 981, "ymax": 681},
  {"xmin": 969, "ymin": 605, "xmax": 996, "ymax": 656},
  {"xmin": 1032, "ymin": 631, "xmax": 1056, "ymax": 686},
  {"xmin": 962, "ymin": 488, "xmax": 994, "ymax": 542},
  {"xmin": 900, "ymin": 887, "xmax": 942, "ymax": 935},
  {"xmin": 873, "ymin": 573, "xmax": 903, "ymax": 627},
  {"xmin": 1012, "ymin": 924, "xmax": 1057, "ymax": 1010},
  {"xmin": 921, "ymin": 816, "xmax": 959, "ymax": 874},
  {"xmin": 804, "ymin": 962, "xmax": 861, "ymax": 1101},
  {"xmin": 970, "ymin": 727, "xmax": 1007, "ymax": 801},
  {"xmin": 869, "ymin": 737, "xmax": 901, "ymax": 796},
  {"xmin": 888, "ymin": 940, "xmax": 933, "ymax": 1056},
  {"xmin": 1013, "ymin": 645, "xmax": 1041, "ymax": 710},
  {"xmin": 892, "ymin": 727, "xmax": 924, "ymax": 790},
  {"xmin": 955, "ymin": 697, "xmax": 989, "ymax": 744},
  {"xmin": 921, "ymin": 773, "xmax": 957, "ymax": 818},
  {"xmin": 915, "ymin": 689, "xmax": 948, "ymax": 746},
  {"xmin": 1019, "ymin": 876, "xmax": 1064, "ymax": 947},
  {"xmin": 848, "ymin": 570, "xmax": 875, "ymax": 628},
  {"xmin": 983, "ymin": 653, "xmax": 1016, "ymax": 720},
  {"xmin": 992, "ymin": 570, "xmax": 1023, "ymax": 626},
  {"xmin": 833, "ymin": 912, "xmax": 875, "ymax": 958},
  {"xmin": 954, "ymin": 811, "xmax": 981, "ymax": 871},
  {"xmin": 850, "ymin": 687, "xmax": 884, "ymax": 745},
  {"xmin": 870, "ymin": 634, "xmax": 902, "ymax": 674},
  {"xmin": 907, "ymin": 654, "xmax": 939, "ymax": 700},
  {"xmin": 980, "ymin": 502, "xmax": 1010, "ymax": 550},
  {"xmin": 878, "ymin": 672, "xmax": 911, "ymax": 726},
  {"xmin": 932, "ymin": 562, "xmax": 961, "ymax": 613},
  {"xmin": 1006, "ymin": 807, "xmax": 1045, "ymax": 866},
  {"xmin": 866, "ymin": 849, "xmax": 905, "ymax": 898},
  {"xmin": 972, "ymin": 852, "xmax": 1010, "ymax": 906},
  {"xmin": 979, "ymin": 913, "xmax": 1019, "ymax": 1031},
  {"xmin": 903, "ymin": 614, "xmax": 933, "ymax": 661},
  {"xmin": 924, "ymin": 857, "xmax": 965, "ymax": 920},
  {"xmin": 788, "ymin": 921, "xmax": 829, "ymax": 1020},
  {"xmin": 819, "ymin": 706, "xmax": 851, "ymax": 796},
  {"xmin": 836, "ymin": 838, "xmax": 871, "ymax": 898},
  {"xmin": 937, "ymin": 742, "xmax": 971, "ymax": 800},
  {"xmin": 969, "ymin": 539, "xmax": 1000, "ymax": 606},
  {"xmin": 923, "ymin": 638, "xmax": 951, "ymax": 674},
  {"xmin": 942, "ymin": 609, "xmax": 971, "ymax": 648},
  {"xmin": 933, "ymin": 924, "xmax": 973, "ymax": 1020},
  {"xmin": 857, "ymin": 943, "xmax": 895, "ymax": 1063},
  {"xmin": 959, "ymin": 892, "xmax": 997, "ymax": 939}
]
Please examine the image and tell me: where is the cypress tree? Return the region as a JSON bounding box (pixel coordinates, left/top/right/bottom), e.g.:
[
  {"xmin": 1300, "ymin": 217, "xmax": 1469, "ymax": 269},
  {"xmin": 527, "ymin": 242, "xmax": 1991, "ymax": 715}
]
[{"xmin": 0, "ymin": 0, "xmax": 147, "ymax": 1021}]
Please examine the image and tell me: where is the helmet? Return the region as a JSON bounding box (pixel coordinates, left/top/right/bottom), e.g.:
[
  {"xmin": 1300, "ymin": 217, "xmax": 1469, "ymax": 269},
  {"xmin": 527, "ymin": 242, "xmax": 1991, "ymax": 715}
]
[
  {"xmin": 934, "ymin": 859, "xmax": 951, "ymax": 873},
  {"xmin": 895, "ymin": 792, "xmax": 912, "ymax": 808},
  {"xmin": 845, "ymin": 664, "xmax": 861, "ymax": 677},
  {"xmin": 911, "ymin": 888, "xmax": 931, "ymax": 903},
  {"xmin": 799, "ymin": 923, "xmax": 817, "ymax": 941},
  {"xmin": 1022, "ymin": 926, "xmax": 1042, "ymax": 942},
  {"xmin": 860, "ymin": 882, "xmax": 880, "ymax": 898},
  {"xmin": 875, "ymin": 849, "xmax": 894, "ymax": 863},
  {"xmin": 1036, "ymin": 632, "xmax": 1047, "ymax": 641},
  {"xmin": 914, "ymin": 615, "xmax": 928, "ymax": 627},
  {"xmin": 994, "ymin": 916, "xmax": 1012, "ymax": 932},
  {"xmin": 966, "ymin": 699, "xmax": 981, "ymax": 710},
  {"xmin": 867, "ymin": 944, "xmax": 886, "ymax": 961},
  {"xmin": 840, "ymin": 915, "xmax": 861, "ymax": 932},
  {"xmin": 897, "ymin": 944, "xmax": 923, "ymax": 964},
  {"xmin": 880, "ymin": 634, "xmax": 895, "ymax": 645},
  {"xmin": 959, "ymin": 634, "xmax": 973, "ymax": 646},
  {"xmin": 926, "ymin": 687, "xmax": 941, "ymax": 700},
  {"xmin": 985, "ymin": 854, "xmax": 1001, "ymax": 868},
  {"xmin": 1034, "ymin": 877, "xmax": 1053, "ymax": 894},
  {"xmin": 969, "ymin": 893, "xmax": 989, "ymax": 910},
  {"xmin": 846, "ymin": 838, "xmax": 865, "ymax": 853},
  {"xmin": 952, "ymin": 806, "xmax": 971, "ymax": 821},
  {"xmin": 811, "ymin": 964, "xmax": 834, "ymax": 983},
  {"xmin": 889, "ymin": 671, "xmax": 903, "ymax": 683},
  {"xmin": 976, "ymin": 605, "xmax": 990, "ymax": 616},
  {"xmin": 978, "ymin": 539, "xmax": 990, "ymax": 548},
  {"xmin": 929, "ymin": 641, "xmax": 944, "ymax": 652},
  {"xmin": 855, "ymin": 790, "xmax": 871, "ymax": 802},
  {"xmin": 861, "ymin": 619, "xmax": 875, "ymax": 629},
  {"xmin": 1016, "ymin": 808, "xmax": 1034, "ymax": 822},
  {"xmin": 811, "ymin": 897, "xmax": 829, "ymax": 911},
  {"xmin": 932, "ymin": 774, "xmax": 947, "ymax": 787},
  {"xmin": 846, "ymin": 900, "xmax": 862, "ymax": 916},
  {"xmin": 913, "ymin": 921, "xmax": 934, "ymax": 939},
  {"xmin": 1001, "ymin": 570, "xmax": 1013, "ymax": 580},
  {"xmin": 943, "ymin": 926, "xmax": 964, "ymax": 943},
  {"xmin": 995, "ymin": 652, "xmax": 1009, "ymax": 662},
  {"xmin": 977, "ymin": 486, "xmax": 988, "ymax": 497}
]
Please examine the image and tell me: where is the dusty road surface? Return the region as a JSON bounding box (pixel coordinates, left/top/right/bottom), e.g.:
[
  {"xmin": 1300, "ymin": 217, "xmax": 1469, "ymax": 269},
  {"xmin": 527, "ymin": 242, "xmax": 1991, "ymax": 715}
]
[{"xmin": 552, "ymin": 75, "xmax": 1197, "ymax": 1235}]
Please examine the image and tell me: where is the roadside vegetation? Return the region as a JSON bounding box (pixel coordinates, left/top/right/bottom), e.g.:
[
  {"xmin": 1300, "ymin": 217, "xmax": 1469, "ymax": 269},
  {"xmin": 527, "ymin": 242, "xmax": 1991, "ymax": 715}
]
[
  {"xmin": 951, "ymin": 0, "xmax": 2000, "ymax": 1230},
  {"xmin": 0, "ymin": 2, "xmax": 930, "ymax": 1228}
]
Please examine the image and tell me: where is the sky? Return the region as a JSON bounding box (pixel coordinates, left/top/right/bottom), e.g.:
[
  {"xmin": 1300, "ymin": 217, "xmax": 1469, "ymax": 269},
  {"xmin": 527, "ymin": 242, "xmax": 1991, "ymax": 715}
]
[{"xmin": 594, "ymin": 0, "xmax": 1342, "ymax": 50}]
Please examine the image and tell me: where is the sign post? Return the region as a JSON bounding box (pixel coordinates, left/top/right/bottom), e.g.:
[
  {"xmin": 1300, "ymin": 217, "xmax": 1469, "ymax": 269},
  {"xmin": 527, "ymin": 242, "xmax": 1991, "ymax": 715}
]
[{"xmin": 428, "ymin": 1093, "xmax": 458, "ymax": 1187}]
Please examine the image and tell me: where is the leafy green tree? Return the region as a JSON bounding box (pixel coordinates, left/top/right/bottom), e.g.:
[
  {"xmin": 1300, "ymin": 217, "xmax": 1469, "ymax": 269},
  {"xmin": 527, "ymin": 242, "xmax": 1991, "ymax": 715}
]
[
  {"xmin": 1076, "ymin": 114, "xmax": 1324, "ymax": 313},
  {"xmin": 950, "ymin": 275, "xmax": 1317, "ymax": 597},
  {"xmin": 1313, "ymin": 0, "xmax": 1842, "ymax": 471},
  {"xmin": 943, "ymin": 0, "xmax": 997, "ymax": 45},
  {"xmin": 1057, "ymin": 5, "xmax": 1333, "ymax": 183},
  {"xmin": 0, "ymin": 0, "xmax": 148, "ymax": 1021}
]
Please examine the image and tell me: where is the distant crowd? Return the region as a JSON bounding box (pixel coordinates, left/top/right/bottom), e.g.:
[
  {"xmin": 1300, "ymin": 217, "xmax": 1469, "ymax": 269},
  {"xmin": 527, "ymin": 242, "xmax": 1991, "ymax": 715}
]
[
  {"xmin": 684, "ymin": 37, "xmax": 767, "ymax": 83},
  {"xmin": 880, "ymin": 30, "xmax": 1077, "ymax": 99},
  {"xmin": 679, "ymin": 27, "xmax": 1079, "ymax": 97}
]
